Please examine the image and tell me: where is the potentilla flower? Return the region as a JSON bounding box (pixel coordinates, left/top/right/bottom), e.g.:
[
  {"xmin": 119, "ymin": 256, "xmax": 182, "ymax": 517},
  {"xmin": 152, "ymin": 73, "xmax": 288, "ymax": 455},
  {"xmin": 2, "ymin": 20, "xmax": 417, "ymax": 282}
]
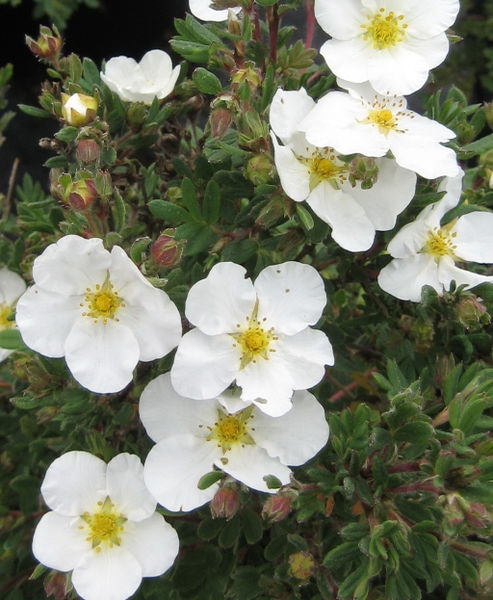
[
  {"xmin": 140, "ymin": 373, "xmax": 329, "ymax": 511},
  {"xmin": 315, "ymin": 0, "xmax": 460, "ymax": 96},
  {"xmin": 299, "ymin": 80, "xmax": 459, "ymax": 180},
  {"xmin": 61, "ymin": 93, "xmax": 98, "ymax": 127},
  {"xmin": 32, "ymin": 451, "xmax": 179, "ymax": 600},
  {"xmin": 101, "ymin": 50, "xmax": 180, "ymax": 105},
  {"xmin": 0, "ymin": 267, "xmax": 27, "ymax": 363},
  {"xmin": 170, "ymin": 261, "xmax": 333, "ymax": 416},
  {"xmin": 378, "ymin": 173, "xmax": 493, "ymax": 302},
  {"xmin": 189, "ymin": 0, "xmax": 241, "ymax": 21},
  {"xmin": 270, "ymin": 88, "xmax": 417, "ymax": 252},
  {"xmin": 16, "ymin": 235, "xmax": 181, "ymax": 393}
]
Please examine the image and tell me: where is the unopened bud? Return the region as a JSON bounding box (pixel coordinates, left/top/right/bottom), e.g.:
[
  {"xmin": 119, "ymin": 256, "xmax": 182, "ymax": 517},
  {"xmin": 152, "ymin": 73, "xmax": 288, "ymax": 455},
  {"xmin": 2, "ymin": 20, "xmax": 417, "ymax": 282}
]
[
  {"xmin": 288, "ymin": 551, "xmax": 316, "ymax": 581},
  {"xmin": 465, "ymin": 502, "xmax": 492, "ymax": 530},
  {"xmin": 210, "ymin": 486, "xmax": 240, "ymax": 520},
  {"xmin": 76, "ymin": 139, "xmax": 101, "ymax": 164},
  {"xmin": 151, "ymin": 230, "xmax": 185, "ymax": 268},
  {"xmin": 127, "ymin": 102, "xmax": 148, "ymax": 128},
  {"xmin": 26, "ymin": 25, "xmax": 62, "ymax": 62},
  {"xmin": 231, "ymin": 65, "xmax": 261, "ymax": 89},
  {"xmin": 69, "ymin": 179, "xmax": 97, "ymax": 211},
  {"xmin": 348, "ymin": 156, "xmax": 378, "ymax": 189},
  {"xmin": 44, "ymin": 570, "xmax": 72, "ymax": 600},
  {"xmin": 456, "ymin": 294, "xmax": 489, "ymax": 329},
  {"xmin": 246, "ymin": 154, "xmax": 275, "ymax": 186},
  {"xmin": 210, "ymin": 108, "xmax": 233, "ymax": 139},
  {"xmin": 61, "ymin": 93, "xmax": 98, "ymax": 127},
  {"xmin": 261, "ymin": 493, "xmax": 293, "ymax": 523},
  {"xmin": 95, "ymin": 170, "xmax": 113, "ymax": 198}
]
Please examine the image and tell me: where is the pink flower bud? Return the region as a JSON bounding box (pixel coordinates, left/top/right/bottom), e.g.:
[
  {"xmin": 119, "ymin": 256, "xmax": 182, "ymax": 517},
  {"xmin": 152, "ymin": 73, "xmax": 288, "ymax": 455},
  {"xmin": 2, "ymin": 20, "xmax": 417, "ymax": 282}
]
[
  {"xmin": 151, "ymin": 230, "xmax": 184, "ymax": 268},
  {"xmin": 261, "ymin": 493, "xmax": 293, "ymax": 523},
  {"xmin": 76, "ymin": 140, "xmax": 101, "ymax": 164},
  {"xmin": 69, "ymin": 179, "xmax": 97, "ymax": 211},
  {"xmin": 210, "ymin": 486, "xmax": 240, "ymax": 520},
  {"xmin": 26, "ymin": 26, "xmax": 62, "ymax": 62}
]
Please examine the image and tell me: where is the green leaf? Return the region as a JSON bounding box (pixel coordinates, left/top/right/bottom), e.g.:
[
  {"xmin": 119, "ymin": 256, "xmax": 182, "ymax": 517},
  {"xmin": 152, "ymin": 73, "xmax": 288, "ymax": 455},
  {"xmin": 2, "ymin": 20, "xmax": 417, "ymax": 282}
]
[
  {"xmin": 323, "ymin": 542, "xmax": 360, "ymax": 569},
  {"xmin": 296, "ymin": 203, "xmax": 314, "ymax": 230},
  {"xmin": 130, "ymin": 237, "xmax": 152, "ymax": 263},
  {"xmin": 197, "ymin": 518, "xmax": 224, "ymax": 541},
  {"xmin": 241, "ymin": 508, "xmax": 263, "ymax": 544},
  {"xmin": 203, "ymin": 180, "xmax": 221, "ymax": 224},
  {"xmin": 54, "ymin": 126, "xmax": 78, "ymax": 142},
  {"xmin": 148, "ymin": 200, "xmax": 190, "ymax": 224},
  {"xmin": 222, "ymin": 239, "xmax": 257, "ymax": 263},
  {"xmin": 461, "ymin": 133, "xmax": 493, "ymax": 155},
  {"xmin": 230, "ymin": 566, "xmax": 262, "ymax": 600},
  {"xmin": 111, "ymin": 190, "xmax": 126, "ymax": 232},
  {"xmin": 181, "ymin": 178, "xmax": 202, "ymax": 221},
  {"xmin": 263, "ymin": 474, "xmax": 283, "ymax": 489},
  {"xmin": 0, "ymin": 329, "xmax": 26, "ymax": 351},
  {"xmin": 44, "ymin": 155, "xmax": 69, "ymax": 168},
  {"xmin": 17, "ymin": 104, "xmax": 51, "ymax": 118},
  {"xmin": 198, "ymin": 470, "xmax": 224, "ymax": 490},
  {"xmin": 192, "ymin": 67, "xmax": 222, "ymax": 95},
  {"xmin": 394, "ymin": 421, "xmax": 434, "ymax": 445},
  {"xmin": 218, "ymin": 515, "xmax": 242, "ymax": 548},
  {"xmin": 170, "ymin": 40, "xmax": 209, "ymax": 63},
  {"xmin": 82, "ymin": 57, "xmax": 101, "ymax": 87}
]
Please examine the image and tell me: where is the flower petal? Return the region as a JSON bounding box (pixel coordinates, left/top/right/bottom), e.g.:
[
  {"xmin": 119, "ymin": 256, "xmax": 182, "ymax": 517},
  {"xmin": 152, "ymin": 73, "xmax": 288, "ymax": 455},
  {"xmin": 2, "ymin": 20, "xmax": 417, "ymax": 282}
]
[
  {"xmin": 41, "ymin": 451, "xmax": 107, "ymax": 516},
  {"xmin": 189, "ymin": 0, "xmax": 241, "ymax": 21},
  {"xmin": 387, "ymin": 202, "xmax": 444, "ymax": 259},
  {"xmin": 139, "ymin": 372, "xmax": 218, "ymax": 442},
  {"xmin": 405, "ymin": 0, "xmax": 460, "ymax": 38},
  {"xmin": 349, "ymin": 158, "xmax": 416, "ymax": 231},
  {"xmin": 64, "ymin": 318, "xmax": 140, "ymax": 394},
  {"xmin": 171, "ymin": 328, "xmax": 239, "ymax": 400},
  {"xmin": 271, "ymin": 135, "xmax": 310, "ymax": 202},
  {"xmin": 185, "ymin": 262, "xmax": 256, "ymax": 335},
  {"xmin": 0, "ymin": 268, "xmax": 26, "ymax": 305},
  {"xmin": 106, "ymin": 454, "xmax": 156, "ymax": 522},
  {"xmin": 32, "ymin": 236, "xmax": 110, "ymax": 296},
  {"xmin": 218, "ymin": 445, "xmax": 291, "ymax": 493},
  {"xmin": 269, "ymin": 88, "xmax": 315, "ymax": 143},
  {"xmin": 389, "ymin": 132, "xmax": 459, "ymax": 179},
  {"xmin": 378, "ymin": 255, "xmax": 442, "ymax": 302},
  {"xmin": 320, "ymin": 38, "xmax": 371, "ymax": 85},
  {"xmin": 453, "ymin": 212, "xmax": 493, "ymax": 263},
  {"xmin": 15, "ymin": 286, "xmax": 80, "ymax": 357},
  {"xmin": 144, "ymin": 435, "xmax": 221, "ymax": 511},
  {"xmin": 438, "ymin": 255, "xmax": 493, "ymax": 290},
  {"xmin": 251, "ymin": 390, "xmax": 329, "ymax": 466},
  {"xmin": 123, "ymin": 513, "xmax": 179, "ymax": 577},
  {"xmin": 315, "ymin": 0, "xmax": 368, "ymax": 38},
  {"xmin": 72, "ymin": 546, "xmax": 142, "ymax": 600},
  {"xmin": 307, "ymin": 183, "xmax": 376, "ymax": 251},
  {"xmin": 276, "ymin": 328, "xmax": 334, "ymax": 390},
  {"xmin": 255, "ymin": 262, "xmax": 327, "ymax": 335},
  {"xmin": 32, "ymin": 512, "xmax": 88, "ymax": 572}
]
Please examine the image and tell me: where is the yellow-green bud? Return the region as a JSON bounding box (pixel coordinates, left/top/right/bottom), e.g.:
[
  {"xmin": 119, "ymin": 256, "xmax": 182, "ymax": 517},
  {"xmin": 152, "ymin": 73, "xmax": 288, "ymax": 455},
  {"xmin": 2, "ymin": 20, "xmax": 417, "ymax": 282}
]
[{"xmin": 61, "ymin": 93, "xmax": 98, "ymax": 127}]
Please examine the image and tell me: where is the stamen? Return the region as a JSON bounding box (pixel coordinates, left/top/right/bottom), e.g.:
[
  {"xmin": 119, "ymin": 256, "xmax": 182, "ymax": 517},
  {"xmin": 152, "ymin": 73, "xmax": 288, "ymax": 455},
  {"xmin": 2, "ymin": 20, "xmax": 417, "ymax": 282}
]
[{"xmin": 362, "ymin": 9, "xmax": 408, "ymax": 50}]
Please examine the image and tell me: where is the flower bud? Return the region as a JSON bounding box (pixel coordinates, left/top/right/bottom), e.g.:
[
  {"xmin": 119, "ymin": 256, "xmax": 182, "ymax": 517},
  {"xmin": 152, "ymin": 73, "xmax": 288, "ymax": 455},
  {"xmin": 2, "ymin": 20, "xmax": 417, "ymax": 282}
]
[
  {"xmin": 76, "ymin": 139, "xmax": 101, "ymax": 164},
  {"xmin": 127, "ymin": 102, "xmax": 148, "ymax": 128},
  {"xmin": 231, "ymin": 65, "xmax": 262, "ymax": 89},
  {"xmin": 210, "ymin": 486, "xmax": 240, "ymax": 520},
  {"xmin": 261, "ymin": 493, "xmax": 293, "ymax": 523},
  {"xmin": 465, "ymin": 502, "xmax": 492, "ymax": 530},
  {"xmin": 26, "ymin": 25, "xmax": 62, "ymax": 62},
  {"xmin": 150, "ymin": 230, "xmax": 185, "ymax": 268},
  {"xmin": 288, "ymin": 551, "xmax": 316, "ymax": 581},
  {"xmin": 456, "ymin": 294, "xmax": 489, "ymax": 329},
  {"xmin": 245, "ymin": 154, "xmax": 275, "ymax": 186},
  {"xmin": 61, "ymin": 93, "xmax": 98, "ymax": 127},
  {"xmin": 44, "ymin": 570, "xmax": 72, "ymax": 600},
  {"xmin": 210, "ymin": 108, "xmax": 233, "ymax": 139},
  {"xmin": 68, "ymin": 179, "xmax": 97, "ymax": 211}
]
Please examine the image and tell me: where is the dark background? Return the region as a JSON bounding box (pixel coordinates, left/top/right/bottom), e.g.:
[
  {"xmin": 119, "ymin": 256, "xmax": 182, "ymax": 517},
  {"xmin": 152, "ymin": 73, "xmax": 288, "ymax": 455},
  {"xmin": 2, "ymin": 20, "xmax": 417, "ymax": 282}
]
[{"xmin": 1, "ymin": 0, "xmax": 187, "ymax": 190}]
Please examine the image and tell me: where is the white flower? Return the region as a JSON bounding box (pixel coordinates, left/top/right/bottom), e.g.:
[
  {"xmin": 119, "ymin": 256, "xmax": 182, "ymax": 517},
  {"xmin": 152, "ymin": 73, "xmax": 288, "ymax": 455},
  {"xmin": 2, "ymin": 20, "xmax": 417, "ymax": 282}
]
[
  {"xmin": 0, "ymin": 267, "xmax": 27, "ymax": 363},
  {"xmin": 16, "ymin": 235, "xmax": 182, "ymax": 394},
  {"xmin": 378, "ymin": 173, "xmax": 493, "ymax": 302},
  {"xmin": 101, "ymin": 50, "xmax": 180, "ymax": 105},
  {"xmin": 141, "ymin": 373, "xmax": 329, "ymax": 511},
  {"xmin": 61, "ymin": 93, "xmax": 98, "ymax": 127},
  {"xmin": 315, "ymin": 0, "xmax": 460, "ymax": 96},
  {"xmin": 270, "ymin": 88, "xmax": 417, "ymax": 252},
  {"xmin": 299, "ymin": 80, "xmax": 459, "ymax": 180},
  {"xmin": 189, "ymin": 0, "xmax": 241, "ymax": 21},
  {"xmin": 32, "ymin": 451, "xmax": 179, "ymax": 600},
  {"xmin": 170, "ymin": 261, "xmax": 333, "ymax": 417}
]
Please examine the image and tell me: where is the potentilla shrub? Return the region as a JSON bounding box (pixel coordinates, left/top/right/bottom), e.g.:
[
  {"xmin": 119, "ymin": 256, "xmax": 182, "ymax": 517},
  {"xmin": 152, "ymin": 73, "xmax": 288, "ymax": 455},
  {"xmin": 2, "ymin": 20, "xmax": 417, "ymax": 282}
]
[{"xmin": 2, "ymin": 1, "xmax": 493, "ymax": 599}]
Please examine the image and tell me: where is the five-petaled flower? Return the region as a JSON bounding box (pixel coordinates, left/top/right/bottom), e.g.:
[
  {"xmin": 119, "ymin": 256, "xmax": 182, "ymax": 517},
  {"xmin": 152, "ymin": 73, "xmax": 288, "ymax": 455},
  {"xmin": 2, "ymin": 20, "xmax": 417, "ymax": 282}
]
[
  {"xmin": 141, "ymin": 373, "xmax": 329, "ymax": 511},
  {"xmin": 0, "ymin": 267, "xmax": 26, "ymax": 363},
  {"xmin": 32, "ymin": 451, "xmax": 179, "ymax": 600},
  {"xmin": 189, "ymin": 0, "xmax": 241, "ymax": 21},
  {"xmin": 16, "ymin": 235, "xmax": 182, "ymax": 393},
  {"xmin": 298, "ymin": 80, "xmax": 459, "ymax": 180},
  {"xmin": 101, "ymin": 50, "xmax": 180, "ymax": 105},
  {"xmin": 378, "ymin": 173, "xmax": 493, "ymax": 302},
  {"xmin": 270, "ymin": 87, "xmax": 417, "ymax": 252},
  {"xmin": 170, "ymin": 261, "xmax": 334, "ymax": 416},
  {"xmin": 315, "ymin": 0, "xmax": 460, "ymax": 96}
]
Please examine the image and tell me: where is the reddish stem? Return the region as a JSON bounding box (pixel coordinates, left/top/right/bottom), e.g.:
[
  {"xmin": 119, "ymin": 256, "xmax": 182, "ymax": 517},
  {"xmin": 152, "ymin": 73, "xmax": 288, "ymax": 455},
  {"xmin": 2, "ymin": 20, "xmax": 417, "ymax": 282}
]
[
  {"xmin": 388, "ymin": 461, "xmax": 424, "ymax": 474},
  {"xmin": 249, "ymin": 3, "xmax": 262, "ymax": 44},
  {"xmin": 305, "ymin": 0, "xmax": 315, "ymax": 48},
  {"xmin": 390, "ymin": 481, "xmax": 441, "ymax": 495},
  {"xmin": 267, "ymin": 5, "xmax": 279, "ymax": 63},
  {"xmin": 327, "ymin": 369, "xmax": 376, "ymax": 403}
]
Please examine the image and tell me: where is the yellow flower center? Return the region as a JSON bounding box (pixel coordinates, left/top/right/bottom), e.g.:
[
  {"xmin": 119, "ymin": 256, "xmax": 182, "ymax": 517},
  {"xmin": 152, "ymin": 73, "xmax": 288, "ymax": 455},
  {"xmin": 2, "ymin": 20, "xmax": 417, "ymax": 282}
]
[
  {"xmin": 362, "ymin": 9, "xmax": 408, "ymax": 50},
  {"xmin": 80, "ymin": 498, "xmax": 126, "ymax": 551},
  {"xmin": 422, "ymin": 225, "xmax": 458, "ymax": 259},
  {"xmin": 232, "ymin": 302, "xmax": 278, "ymax": 369},
  {"xmin": 0, "ymin": 304, "xmax": 13, "ymax": 330},
  {"xmin": 207, "ymin": 407, "xmax": 255, "ymax": 453},
  {"xmin": 367, "ymin": 108, "xmax": 397, "ymax": 134},
  {"xmin": 82, "ymin": 280, "xmax": 124, "ymax": 324},
  {"xmin": 300, "ymin": 149, "xmax": 347, "ymax": 191}
]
